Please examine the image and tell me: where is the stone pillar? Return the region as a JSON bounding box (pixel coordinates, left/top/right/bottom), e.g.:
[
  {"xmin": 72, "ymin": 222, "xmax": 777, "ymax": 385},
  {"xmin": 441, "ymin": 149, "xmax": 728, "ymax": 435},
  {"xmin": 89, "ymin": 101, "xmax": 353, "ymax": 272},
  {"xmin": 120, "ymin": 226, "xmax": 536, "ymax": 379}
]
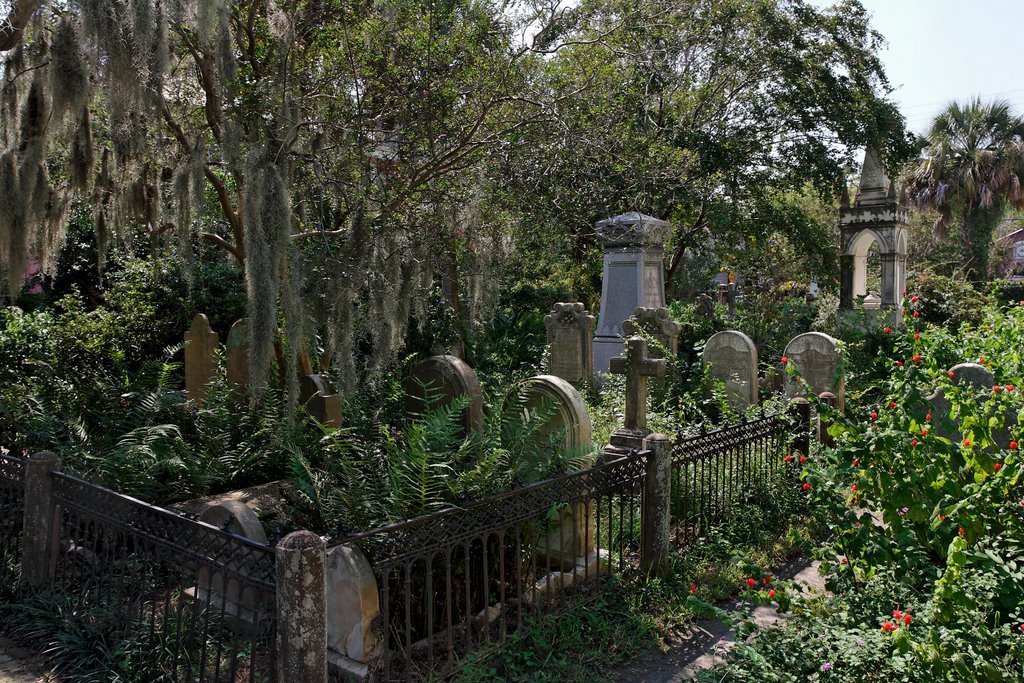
[
  {"xmin": 640, "ymin": 433, "xmax": 671, "ymax": 577},
  {"xmin": 277, "ymin": 531, "xmax": 328, "ymax": 683},
  {"xmin": 21, "ymin": 451, "xmax": 61, "ymax": 587},
  {"xmin": 818, "ymin": 392, "xmax": 836, "ymax": 448},
  {"xmin": 789, "ymin": 398, "xmax": 811, "ymax": 458},
  {"xmin": 593, "ymin": 213, "xmax": 672, "ymax": 374},
  {"xmin": 880, "ymin": 254, "xmax": 898, "ymax": 308},
  {"xmin": 839, "ymin": 254, "xmax": 855, "ymax": 309}
]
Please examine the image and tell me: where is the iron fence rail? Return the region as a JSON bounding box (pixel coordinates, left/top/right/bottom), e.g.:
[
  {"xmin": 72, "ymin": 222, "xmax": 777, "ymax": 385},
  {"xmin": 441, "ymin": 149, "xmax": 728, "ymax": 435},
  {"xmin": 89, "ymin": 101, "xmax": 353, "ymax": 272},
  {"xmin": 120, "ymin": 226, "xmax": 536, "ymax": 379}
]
[
  {"xmin": 671, "ymin": 412, "xmax": 790, "ymax": 546},
  {"xmin": 337, "ymin": 449, "xmax": 649, "ymax": 681},
  {"xmin": 50, "ymin": 471, "xmax": 277, "ymax": 683}
]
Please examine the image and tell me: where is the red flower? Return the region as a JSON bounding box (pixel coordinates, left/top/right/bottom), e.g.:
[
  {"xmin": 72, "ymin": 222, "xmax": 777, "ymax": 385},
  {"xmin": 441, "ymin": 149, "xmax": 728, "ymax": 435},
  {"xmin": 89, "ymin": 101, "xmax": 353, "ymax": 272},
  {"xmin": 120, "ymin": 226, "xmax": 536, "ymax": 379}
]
[
  {"xmin": 922, "ymin": 428, "xmax": 929, "ymax": 436},
  {"xmin": 882, "ymin": 621, "xmax": 897, "ymax": 633},
  {"xmin": 926, "ymin": 413, "xmax": 932, "ymax": 422},
  {"xmin": 851, "ymin": 459, "xmax": 858, "ymax": 466},
  {"xmin": 690, "ymin": 583, "xmax": 698, "ymax": 594},
  {"xmin": 959, "ymin": 527, "xmax": 965, "ymax": 536},
  {"xmin": 979, "ymin": 357, "xmax": 986, "ymax": 364},
  {"xmin": 913, "ymin": 354, "xmax": 922, "ymax": 363},
  {"xmin": 850, "ymin": 484, "xmax": 858, "ymax": 491},
  {"xmin": 914, "ymin": 333, "xmax": 921, "ymax": 340},
  {"xmin": 911, "ymin": 439, "xmax": 918, "ymax": 447},
  {"xmin": 763, "ymin": 576, "xmax": 772, "ymax": 584},
  {"xmin": 870, "ymin": 411, "xmax": 878, "ymax": 420},
  {"xmin": 799, "ymin": 456, "xmax": 807, "ymax": 464},
  {"xmin": 803, "ymin": 483, "xmax": 811, "ymax": 491},
  {"xmin": 784, "ymin": 454, "xmax": 794, "ymax": 462},
  {"xmin": 884, "ymin": 326, "xmax": 892, "ymax": 334},
  {"xmin": 1007, "ymin": 384, "xmax": 1015, "ymax": 392},
  {"xmin": 889, "ymin": 401, "xmax": 897, "ymax": 409},
  {"xmin": 903, "ymin": 614, "xmax": 912, "ymax": 625},
  {"xmin": 796, "ymin": 375, "xmax": 802, "ymax": 382},
  {"xmin": 913, "ymin": 311, "xmax": 920, "ymax": 318},
  {"xmin": 746, "ymin": 577, "xmax": 757, "ymax": 588},
  {"xmin": 948, "ymin": 370, "xmax": 955, "ymax": 378},
  {"xmin": 768, "ymin": 589, "xmax": 775, "ymax": 598},
  {"xmin": 963, "ymin": 438, "xmax": 971, "ymax": 447},
  {"xmin": 994, "ymin": 385, "xmax": 1003, "ymax": 393},
  {"xmin": 893, "ymin": 609, "xmax": 902, "ymax": 620},
  {"xmin": 896, "ymin": 361, "xmax": 904, "ymax": 367},
  {"xmin": 781, "ymin": 356, "xmax": 789, "ymax": 365},
  {"xmin": 840, "ymin": 557, "xmax": 848, "ymax": 564},
  {"xmin": 940, "ymin": 515, "xmax": 947, "ymax": 520},
  {"xmin": 994, "ymin": 463, "xmax": 1002, "ymax": 471},
  {"xmin": 911, "ymin": 295, "xmax": 919, "ymax": 303},
  {"xmin": 1011, "ymin": 441, "xmax": 1019, "ymax": 450}
]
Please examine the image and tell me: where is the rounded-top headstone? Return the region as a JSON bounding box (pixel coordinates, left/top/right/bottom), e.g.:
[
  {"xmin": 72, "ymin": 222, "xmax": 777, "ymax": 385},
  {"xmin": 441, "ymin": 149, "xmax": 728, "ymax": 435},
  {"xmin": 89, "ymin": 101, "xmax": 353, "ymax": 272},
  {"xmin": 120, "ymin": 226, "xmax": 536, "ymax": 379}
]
[
  {"xmin": 948, "ymin": 362, "xmax": 995, "ymax": 390},
  {"xmin": 199, "ymin": 501, "xmax": 268, "ymax": 545},
  {"xmin": 404, "ymin": 355, "xmax": 484, "ymax": 435},
  {"xmin": 783, "ymin": 332, "xmax": 843, "ymax": 409},
  {"xmin": 703, "ymin": 330, "xmax": 758, "ymax": 408},
  {"xmin": 511, "ymin": 375, "xmax": 594, "ymax": 481}
]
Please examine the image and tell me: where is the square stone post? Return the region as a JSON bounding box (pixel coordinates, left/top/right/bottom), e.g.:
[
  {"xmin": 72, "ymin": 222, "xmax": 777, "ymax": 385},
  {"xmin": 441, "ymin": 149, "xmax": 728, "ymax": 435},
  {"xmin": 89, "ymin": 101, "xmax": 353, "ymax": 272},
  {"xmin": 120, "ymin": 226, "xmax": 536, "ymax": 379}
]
[
  {"xmin": 277, "ymin": 531, "xmax": 328, "ymax": 682},
  {"xmin": 789, "ymin": 398, "xmax": 812, "ymax": 458},
  {"xmin": 640, "ymin": 433, "xmax": 671, "ymax": 577},
  {"xmin": 21, "ymin": 451, "xmax": 61, "ymax": 587}
]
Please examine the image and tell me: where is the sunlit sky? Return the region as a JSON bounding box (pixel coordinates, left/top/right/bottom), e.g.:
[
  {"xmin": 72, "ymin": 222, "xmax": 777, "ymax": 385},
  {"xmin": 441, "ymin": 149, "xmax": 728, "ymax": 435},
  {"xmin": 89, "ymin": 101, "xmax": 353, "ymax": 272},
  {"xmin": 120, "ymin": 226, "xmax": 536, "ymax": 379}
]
[{"xmin": 820, "ymin": 0, "xmax": 1024, "ymax": 134}]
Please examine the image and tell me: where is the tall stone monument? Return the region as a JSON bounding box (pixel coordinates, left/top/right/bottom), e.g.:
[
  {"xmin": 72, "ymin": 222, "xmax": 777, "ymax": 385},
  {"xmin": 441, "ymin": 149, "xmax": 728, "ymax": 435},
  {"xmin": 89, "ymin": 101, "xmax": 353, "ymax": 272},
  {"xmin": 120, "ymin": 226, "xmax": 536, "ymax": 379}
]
[
  {"xmin": 593, "ymin": 212, "xmax": 671, "ymax": 374},
  {"xmin": 839, "ymin": 148, "xmax": 909, "ymax": 323},
  {"xmin": 544, "ymin": 303, "xmax": 596, "ymax": 386}
]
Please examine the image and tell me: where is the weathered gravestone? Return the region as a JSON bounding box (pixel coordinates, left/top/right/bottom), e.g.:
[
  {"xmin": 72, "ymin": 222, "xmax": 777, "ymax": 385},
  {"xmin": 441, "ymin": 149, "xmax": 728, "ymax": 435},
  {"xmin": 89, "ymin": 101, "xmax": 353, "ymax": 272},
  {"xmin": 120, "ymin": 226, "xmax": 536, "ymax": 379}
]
[
  {"xmin": 605, "ymin": 336, "xmax": 667, "ymax": 454},
  {"xmin": 544, "ymin": 303, "xmax": 596, "ymax": 386},
  {"xmin": 697, "ymin": 293, "xmax": 716, "ymax": 317},
  {"xmin": 187, "ymin": 501, "xmax": 270, "ymax": 630},
  {"xmin": 404, "ymin": 355, "xmax": 484, "ymax": 435},
  {"xmin": 783, "ymin": 332, "xmax": 844, "ymax": 411},
  {"xmin": 923, "ymin": 363, "xmax": 1017, "ymax": 449},
  {"xmin": 325, "ymin": 544, "xmax": 382, "ymax": 679},
  {"xmin": 226, "ymin": 319, "xmax": 249, "ymax": 389},
  {"xmin": 511, "ymin": 375, "xmax": 602, "ymax": 573},
  {"xmin": 623, "ymin": 307, "xmax": 682, "ymax": 359},
  {"xmin": 184, "ymin": 313, "xmax": 219, "ymax": 405},
  {"xmin": 299, "ymin": 374, "xmax": 343, "ymax": 429},
  {"xmin": 592, "ymin": 212, "xmax": 672, "ymax": 373},
  {"xmin": 703, "ymin": 330, "xmax": 759, "ymax": 409}
]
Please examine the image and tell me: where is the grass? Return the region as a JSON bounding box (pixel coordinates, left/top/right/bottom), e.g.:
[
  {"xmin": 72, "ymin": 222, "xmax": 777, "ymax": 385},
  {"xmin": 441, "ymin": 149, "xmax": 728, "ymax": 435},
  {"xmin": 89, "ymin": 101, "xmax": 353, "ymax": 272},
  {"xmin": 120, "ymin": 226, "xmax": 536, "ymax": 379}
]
[{"xmin": 452, "ymin": 511, "xmax": 818, "ymax": 682}]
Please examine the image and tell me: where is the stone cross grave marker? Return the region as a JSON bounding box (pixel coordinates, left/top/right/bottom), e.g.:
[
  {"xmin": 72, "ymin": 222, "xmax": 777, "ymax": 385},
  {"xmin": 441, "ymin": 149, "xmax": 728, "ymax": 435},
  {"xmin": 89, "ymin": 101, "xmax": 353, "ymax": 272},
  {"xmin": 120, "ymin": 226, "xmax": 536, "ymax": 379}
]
[
  {"xmin": 623, "ymin": 306, "xmax": 681, "ymax": 392},
  {"xmin": 226, "ymin": 319, "xmax": 249, "ymax": 389},
  {"xmin": 544, "ymin": 302, "xmax": 596, "ymax": 385},
  {"xmin": 404, "ymin": 355, "xmax": 484, "ymax": 435},
  {"xmin": 703, "ymin": 330, "xmax": 759, "ymax": 408},
  {"xmin": 184, "ymin": 313, "xmax": 219, "ymax": 405},
  {"xmin": 299, "ymin": 374, "xmax": 343, "ymax": 429},
  {"xmin": 783, "ymin": 332, "xmax": 844, "ymax": 411},
  {"xmin": 607, "ymin": 336, "xmax": 666, "ymax": 451}
]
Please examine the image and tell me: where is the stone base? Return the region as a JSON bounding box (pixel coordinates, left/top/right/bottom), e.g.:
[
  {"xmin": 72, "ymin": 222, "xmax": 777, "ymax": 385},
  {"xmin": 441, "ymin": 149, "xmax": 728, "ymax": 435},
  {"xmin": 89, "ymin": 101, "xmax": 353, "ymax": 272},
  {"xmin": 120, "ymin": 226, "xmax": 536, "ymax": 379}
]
[
  {"xmin": 593, "ymin": 336, "xmax": 625, "ymax": 375},
  {"xmin": 183, "ymin": 586, "xmax": 267, "ymax": 635},
  {"xmin": 608, "ymin": 428, "xmax": 649, "ymax": 452},
  {"xmin": 328, "ymin": 650, "xmax": 370, "ymax": 682}
]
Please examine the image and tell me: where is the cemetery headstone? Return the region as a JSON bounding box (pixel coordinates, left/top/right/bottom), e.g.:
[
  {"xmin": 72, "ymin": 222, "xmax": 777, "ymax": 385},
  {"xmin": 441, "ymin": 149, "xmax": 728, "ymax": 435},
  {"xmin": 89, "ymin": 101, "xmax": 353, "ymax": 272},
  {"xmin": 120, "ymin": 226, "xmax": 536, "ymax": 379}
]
[
  {"xmin": 325, "ymin": 544, "xmax": 382, "ymax": 672},
  {"xmin": 923, "ymin": 363, "xmax": 1017, "ymax": 448},
  {"xmin": 544, "ymin": 302, "xmax": 596, "ymax": 386},
  {"xmin": 513, "ymin": 375, "xmax": 597, "ymax": 570},
  {"xmin": 697, "ymin": 294, "xmax": 715, "ymax": 317},
  {"xmin": 188, "ymin": 501, "xmax": 269, "ymax": 629},
  {"xmin": 184, "ymin": 313, "xmax": 219, "ymax": 405},
  {"xmin": 606, "ymin": 336, "xmax": 666, "ymax": 452},
  {"xmin": 226, "ymin": 319, "xmax": 249, "ymax": 389},
  {"xmin": 727, "ymin": 283, "xmax": 738, "ymax": 316},
  {"xmin": 783, "ymin": 332, "xmax": 844, "ymax": 410},
  {"xmin": 404, "ymin": 355, "xmax": 484, "ymax": 435},
  {"xmin": 592, "ymin": 212, "xmax": 672, "ymax": 373},
  {"xmin": 623, "ymin": 307, "xmax": 682, "ymax": 359},
  {"xmin": 300, "ymin": 374, "xmax": 343, "ymax": 429},
  {"xmin": 703, "ymin": 330, "xmax": 759, "ymax": 408}
]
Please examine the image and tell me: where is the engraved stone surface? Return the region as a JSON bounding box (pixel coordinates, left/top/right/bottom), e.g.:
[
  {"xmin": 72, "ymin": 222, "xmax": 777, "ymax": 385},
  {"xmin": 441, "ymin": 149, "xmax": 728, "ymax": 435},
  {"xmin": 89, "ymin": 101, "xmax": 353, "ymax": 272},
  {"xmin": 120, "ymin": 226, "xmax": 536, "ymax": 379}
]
[
  {"xmin": 184, "ymin": 313, "xmax": 219, "ymax": 405},
  {"xmin": 704, "ymin": 330, "xmax": 758, "ymax": 408},
  {"xmin": 544, "ymin": 303, "xmax": 595, "ymax": 385},
  {"xmin": 512, "ymin": 374, "xmax": 594, "ymax": 479},
  {"xmin": 783, "ymin": 332, "xmax": 844, "ymax": 410},
  {"xmin": 404, "ymin": 355, "xmax": 484, "ymax": 435}
]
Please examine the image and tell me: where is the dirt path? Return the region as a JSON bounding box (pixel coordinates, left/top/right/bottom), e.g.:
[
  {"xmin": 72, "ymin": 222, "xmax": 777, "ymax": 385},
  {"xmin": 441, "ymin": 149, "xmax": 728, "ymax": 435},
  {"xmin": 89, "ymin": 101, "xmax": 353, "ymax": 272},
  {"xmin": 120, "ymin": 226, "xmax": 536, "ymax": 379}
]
[
  {"xmin": 0, "ymin": 639, "xmax": 49, "ymax": 683},
  {"xmin": 611, "ymin": 557, "xmax": 826, "ymax": 682}
]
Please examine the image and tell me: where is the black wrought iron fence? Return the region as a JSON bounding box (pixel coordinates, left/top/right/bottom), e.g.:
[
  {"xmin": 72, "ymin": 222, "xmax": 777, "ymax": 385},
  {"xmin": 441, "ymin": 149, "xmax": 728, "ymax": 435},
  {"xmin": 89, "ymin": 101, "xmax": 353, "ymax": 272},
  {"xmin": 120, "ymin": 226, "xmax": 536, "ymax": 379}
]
[
  {"xmin": 0, "ymin": 453, "xmax": 24, "ymax": 590},
  {"xmin": 336, "ymin": 449, "xmax": 648, "ymax": 681},
  {"xmin": 671, "ymin": 412, "xmax": 790, "ymax": 546},
  {"xmin": 50, "ymin": 472, "xmax": 278, "ymax": 683}
]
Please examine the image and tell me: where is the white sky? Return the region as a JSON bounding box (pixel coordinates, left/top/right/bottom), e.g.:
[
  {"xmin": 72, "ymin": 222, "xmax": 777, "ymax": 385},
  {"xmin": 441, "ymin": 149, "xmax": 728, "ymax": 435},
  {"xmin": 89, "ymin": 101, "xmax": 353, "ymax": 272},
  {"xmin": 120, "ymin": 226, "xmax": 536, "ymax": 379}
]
[{"xmin": 825, "ymin": 0, "xmax": 1024, "ymax": 134}]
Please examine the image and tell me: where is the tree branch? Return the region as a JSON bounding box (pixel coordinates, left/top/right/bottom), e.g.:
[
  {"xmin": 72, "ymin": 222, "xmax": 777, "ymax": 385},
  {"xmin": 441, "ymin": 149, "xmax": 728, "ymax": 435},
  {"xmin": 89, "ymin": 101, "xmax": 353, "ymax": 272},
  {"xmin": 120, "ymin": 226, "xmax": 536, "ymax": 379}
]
[{"xmin": 0, "ymin": 0, "xmax": 42, "ymax": 52}]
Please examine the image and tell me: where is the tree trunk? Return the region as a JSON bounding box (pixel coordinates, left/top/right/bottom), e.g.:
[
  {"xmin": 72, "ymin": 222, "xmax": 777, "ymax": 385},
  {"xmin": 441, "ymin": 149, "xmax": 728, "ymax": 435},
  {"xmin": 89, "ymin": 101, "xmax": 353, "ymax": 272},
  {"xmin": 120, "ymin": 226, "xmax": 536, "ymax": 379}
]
[{"xmin": 959, "ymin": 207, "xmax": 999, "ymax": 282}]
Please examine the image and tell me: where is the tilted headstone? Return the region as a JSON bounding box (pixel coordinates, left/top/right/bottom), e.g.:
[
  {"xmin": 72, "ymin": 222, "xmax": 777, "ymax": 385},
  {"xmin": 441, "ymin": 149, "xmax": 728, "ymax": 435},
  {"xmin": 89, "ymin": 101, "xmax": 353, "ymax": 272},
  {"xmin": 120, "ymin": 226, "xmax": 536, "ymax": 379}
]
[
  {"xmin": 923, "ymin": 363, "xmax": 1016, "ymax": 448},
  {"xmin": 592, "ymin": 212, "xmax": 672, "ymax": 373},
  {"xmin": 404, "ymin": 355, "xmax": 484, "ymax": 435},
  {"xmin": 184, "ymin": 313, "xmax": 219, "ymax": 405},
  {"xmin": 544, "ymin": 302, "xmax": 596, "ymax": 386},
  {"xmin": 703, "ymin": 330, "xmax": 759, "ymax": 408},
  {"xmin": 783, "ymin": 332, "xmax": 844, "ymax": 411},
  {"xmin": 226, "ymin": 319, "xmax": 249, "ymax": 389},
  {"xmin": 513, "ymin": 375, "xmax": 596, "ymax": 569},
  {"xmin": 188, "ymin": 501, "xmax": 269, "ymax": 628},
  {"xmin": 299, "ymin": 374, "xmax": 343, "ymax": 429}
]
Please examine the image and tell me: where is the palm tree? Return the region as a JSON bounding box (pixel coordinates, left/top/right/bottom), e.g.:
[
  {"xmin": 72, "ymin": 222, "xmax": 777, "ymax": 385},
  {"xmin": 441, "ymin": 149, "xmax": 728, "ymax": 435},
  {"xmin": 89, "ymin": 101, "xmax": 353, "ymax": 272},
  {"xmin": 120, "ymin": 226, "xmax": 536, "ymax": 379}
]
[{"xmin": 903, "ymin": 98, "xmax": 1024, "ymax": 280}]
